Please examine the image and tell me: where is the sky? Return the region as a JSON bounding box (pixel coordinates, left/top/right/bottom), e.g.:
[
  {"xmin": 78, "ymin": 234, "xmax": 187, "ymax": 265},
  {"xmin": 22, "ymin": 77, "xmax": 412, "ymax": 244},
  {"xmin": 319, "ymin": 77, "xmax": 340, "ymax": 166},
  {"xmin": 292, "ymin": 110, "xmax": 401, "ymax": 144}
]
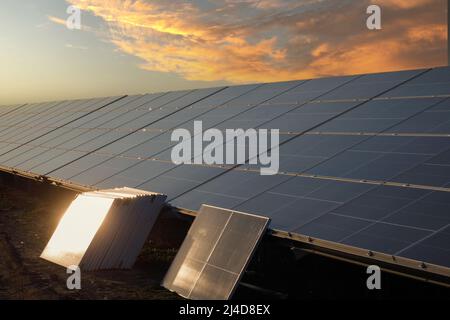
[{"xmin": 0, "ymin": 0, "xmax": 447, "ymax": 105}]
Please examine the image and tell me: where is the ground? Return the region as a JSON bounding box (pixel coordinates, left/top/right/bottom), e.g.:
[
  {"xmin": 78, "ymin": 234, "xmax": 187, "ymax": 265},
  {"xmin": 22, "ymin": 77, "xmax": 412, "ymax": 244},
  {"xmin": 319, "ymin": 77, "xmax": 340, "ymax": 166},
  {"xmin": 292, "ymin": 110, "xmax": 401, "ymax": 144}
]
[{"xmin": 0, "ymin": 178, "xmax": 181, "ymax": 300}]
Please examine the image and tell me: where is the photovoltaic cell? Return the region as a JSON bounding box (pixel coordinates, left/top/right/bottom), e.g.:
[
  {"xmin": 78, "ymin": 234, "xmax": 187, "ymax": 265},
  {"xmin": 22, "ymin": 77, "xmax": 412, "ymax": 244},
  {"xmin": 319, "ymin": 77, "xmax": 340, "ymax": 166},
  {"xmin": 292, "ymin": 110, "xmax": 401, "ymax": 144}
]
[
  {"xmin": 318, "ymin": 69, "xmax": 425, "ymax": 101},
  {"xmin": 272, "ymin": 134, "xmax": 367, "ymax": 173},
  {"xmin": 267, "ymin": 75, "xmax": 356, "ymax": 104},
  {"xmin": 31, "ymin": 88, "xmax": 223, "ymax": 176},
  {"xmin": 400, "ymin": 226, "xmax": 450, "ymax": 267},
  {"xmin": 0, "ymin": 101, "xmax": 65, "ymax": 138},
  {"xmin": 0, "ymin": 104, "xmax": 26, "ymax": 119},
  {"xmin": 162, "ymin": 205, "xmax": 269, "ymax": 300},
  {"xmin": 41, "ymin": 188, "xmax": 166, "ymax": 270},
  {"xmin": 386, "ymin": 98, "xmax": 450, "ymax": 134},
  {"xmin": 1, "ymin": 96, "xmax": 144, "ymax": 168},
  {"xmin": 64, "ymin": 81, "xmax": 301, "ymax": 187},
  {"xmin": 106, "ymin": 78, "xmax": 384, "ymax": 198},
  {"xmin": 341, "ymin": 223, "xmax": 431, "ymax": 255},
  {"xmin": 136, "ymin": 165, "xmax": 226, "ymax": 199},
  {"xmin": 13, "ymin": 93, "xmax": 181, "ymax": 172},
  {"xmin": 0, "ymin": 97, "xmax": 122, "ymax": 162},
  {"xmin": 1, "ymin": 66, "xmax": 450, "ymax": 275},
  {"xmin": 381, "ymin": 67, "xmax": 450, "ymax": 98},
  {"xmin": 1, "ymin": 98, "xmax": 101, "ymax": 139},
  {"xmin": 293, "ymin": 214, "xmax": 372, "ymax": 243},
  {"xmin": 315, "ymin": 98, "xmax": 444, "ymax": 133}
]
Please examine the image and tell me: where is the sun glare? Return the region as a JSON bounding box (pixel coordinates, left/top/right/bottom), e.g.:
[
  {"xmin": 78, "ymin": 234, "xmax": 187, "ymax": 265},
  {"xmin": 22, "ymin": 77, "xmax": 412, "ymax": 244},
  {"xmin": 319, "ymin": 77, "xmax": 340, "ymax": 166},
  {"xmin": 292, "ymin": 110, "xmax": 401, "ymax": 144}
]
[{"xmin": 40, "ymin": 195, "xmax": 114, "ymax": 267}]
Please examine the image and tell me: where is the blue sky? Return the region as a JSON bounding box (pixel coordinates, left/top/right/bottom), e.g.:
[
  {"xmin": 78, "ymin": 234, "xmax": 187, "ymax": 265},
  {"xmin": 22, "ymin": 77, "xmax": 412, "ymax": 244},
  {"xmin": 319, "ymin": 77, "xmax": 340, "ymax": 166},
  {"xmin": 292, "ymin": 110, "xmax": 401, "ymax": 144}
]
[{"xmin": 0, "ymin": 0, "xmax": 447, "ymax": 104}]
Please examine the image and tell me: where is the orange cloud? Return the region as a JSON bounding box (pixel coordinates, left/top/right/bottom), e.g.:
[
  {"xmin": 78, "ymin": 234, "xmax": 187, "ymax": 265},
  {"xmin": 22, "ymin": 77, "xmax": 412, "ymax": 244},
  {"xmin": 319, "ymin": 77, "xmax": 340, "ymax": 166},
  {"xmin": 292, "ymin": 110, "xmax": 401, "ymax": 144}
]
[
  {"xmin": 48, "ymin": 15, "xmax": 66, "ymax": 26},
  {"xmin": 377, "ymin": 0, "xmax": 435, "ymax": 9},
  {"xmin": 66, "ymin": 0, "xmax": 447, "ymax": 83}
]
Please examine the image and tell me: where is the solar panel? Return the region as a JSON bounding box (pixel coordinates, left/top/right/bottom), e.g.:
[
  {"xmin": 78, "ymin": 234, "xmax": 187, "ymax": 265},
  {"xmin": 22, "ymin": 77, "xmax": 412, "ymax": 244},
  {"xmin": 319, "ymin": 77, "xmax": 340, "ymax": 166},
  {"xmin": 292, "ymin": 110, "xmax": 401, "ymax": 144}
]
[
  {"xmin": 1, "ymin": 66, "xmax": 449, "ymax": 281},
  {"xmin": 0, "ymin": 101, "xmax": 66, "ymax": 137},
  {"xmin": 232, "ymin": 180, "xmax": 450, "ymax": 266},
  {"xmin": 137, "ymin": 165, "xmax": 226, "ymax": 199},
  {"xmin": 341, "ymin": 223, "xmax": 430, "ymax": 255},
  {"xmin": 386, "ymin": 98, "xmax": 450, "ymax": 134},
  {"xmin": 268, "ymin": 75, "xmax": 356, "ymax": 104},
  {"xmin": 0, "ymin": 104, "xmax": 26, "ymax": 118},
  {"xmin": 111, "ymin": 94, "xmax": 440, "ymax": 197},
  {"xmin": 274, "ymin": 135, "xmax": 367, "ymax": 172},
  {"xmin": 390, "ymin": 149, "xmax": 450, "ymax": 187},
  {"xmin": 381, "ymin": 67, "xmax": 450, "ymax": 98},
  {"xmin": 258, "ymin": 101, "xmax": 362, "ymax": 133},
  {"xmin": 3, "ymin": 93, "xmax": 174, "ymax": 172},
  {"xmin": 41, "ymin": 187, "xmax": 166, "ymax": 270},
  {"xmin": 315, "ymin": 98, "xmax": 445, "ymax": 133},
  {"xmin": 162, "ymin": 205, "xmax": 269, "ymax": 300},
  {"xmin": 306, "ymin": 148, "xmax": 431, "ymax": 182},
  {"xmin": 86, "ymin": 76, "xmax": 366, "ymax": 195},
  {"xmin": 1, "ymin": 92, "xmax": 183, "ymax": 174},
  {"xmin": 400, "ymin": 226, "xmax": 450, "ymax": 267},
  {"xmin": 1, "ymin": 95, "xmax": 144, "ymax": 168},
  {"xmin": 33, "ymin": 88, "xmax": 224, "ymax": 175},
  {"xmin": 0, "ymin": 101, "xmax": 76, "ymax": 157},
  {"xmin": 53, "ymin": 82, "xmax": 301, "ymax": 186},
  {"xmin": 6, "ymin": 99, "xmax": 105, "ymax": 143},
  {"xmin": 318, "ymin": 69, "xmax": 426, "ymax": 101},
  {"xmin": 0, "ymin": 97, "xmax": 123, "ymax": 161}
]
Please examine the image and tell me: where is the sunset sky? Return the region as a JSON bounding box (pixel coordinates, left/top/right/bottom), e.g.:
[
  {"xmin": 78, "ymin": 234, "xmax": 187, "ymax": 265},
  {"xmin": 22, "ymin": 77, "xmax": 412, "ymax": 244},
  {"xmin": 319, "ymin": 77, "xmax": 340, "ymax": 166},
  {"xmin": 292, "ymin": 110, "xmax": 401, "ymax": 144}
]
[{"xmin": 0, "ymin": 0, "xmax": 447, "ymax": 104}]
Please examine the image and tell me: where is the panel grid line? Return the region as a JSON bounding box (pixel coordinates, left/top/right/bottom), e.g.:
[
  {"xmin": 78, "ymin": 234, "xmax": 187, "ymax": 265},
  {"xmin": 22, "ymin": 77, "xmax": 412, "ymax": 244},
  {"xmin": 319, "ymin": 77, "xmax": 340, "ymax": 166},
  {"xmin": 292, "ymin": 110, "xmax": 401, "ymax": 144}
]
[
  {"xmin": 0, "ymin": 97, "xmax": 127, "ymax": 158},
  {"xmin": 168, "ymin": 69, "xmax": 432, "ymax": 203},
  {"xmin": 44, "ymin": 87, "xmax": 228, "ymax": 176}
]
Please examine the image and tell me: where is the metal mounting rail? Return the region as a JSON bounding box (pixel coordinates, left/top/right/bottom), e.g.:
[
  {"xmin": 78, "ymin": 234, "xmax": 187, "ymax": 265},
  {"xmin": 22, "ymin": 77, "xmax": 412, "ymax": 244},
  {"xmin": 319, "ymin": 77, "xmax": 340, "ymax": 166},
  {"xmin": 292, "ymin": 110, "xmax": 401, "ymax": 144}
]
[{"xmin": 1, "ymin": 165, "xmax": 449, "ymax": 287}]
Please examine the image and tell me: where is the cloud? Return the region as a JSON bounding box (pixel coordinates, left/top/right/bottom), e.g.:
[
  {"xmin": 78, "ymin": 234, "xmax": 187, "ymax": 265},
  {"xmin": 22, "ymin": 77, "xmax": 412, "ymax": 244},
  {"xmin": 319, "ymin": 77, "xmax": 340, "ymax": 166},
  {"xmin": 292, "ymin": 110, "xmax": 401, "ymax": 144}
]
[
  {"xmin": 65, "ymin": 43, "xmax": 89, "ymax": 50},
  {"xmin": 376, "ymin": 0, "xmax": 434, "ymax": 9},
  {"xmin": 48, "ymin": 14, "xmax": 97, "ymax": 33},
  {"xmin": 48, "ymin": 15, "xmax": 67, "ymax": 26},
  {"xmin": 65, "ymin": 0, "xmax": 447, "ymax": 83}
]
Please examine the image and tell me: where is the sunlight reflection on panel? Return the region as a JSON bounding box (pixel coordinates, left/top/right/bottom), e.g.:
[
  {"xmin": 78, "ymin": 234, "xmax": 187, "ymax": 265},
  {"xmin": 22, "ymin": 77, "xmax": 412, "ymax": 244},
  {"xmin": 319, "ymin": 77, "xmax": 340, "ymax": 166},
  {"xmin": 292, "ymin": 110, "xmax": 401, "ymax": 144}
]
[
  {"xmin": 163, "ymin": 205, "xmax": 269, "ymax": 300},
  {"xmin": 41, "ymin": 187, "xmax": 166, "ymax": 270},
  {"xmin": 41, "ymin": 195, "xmax": 113, "ymax": 267}
]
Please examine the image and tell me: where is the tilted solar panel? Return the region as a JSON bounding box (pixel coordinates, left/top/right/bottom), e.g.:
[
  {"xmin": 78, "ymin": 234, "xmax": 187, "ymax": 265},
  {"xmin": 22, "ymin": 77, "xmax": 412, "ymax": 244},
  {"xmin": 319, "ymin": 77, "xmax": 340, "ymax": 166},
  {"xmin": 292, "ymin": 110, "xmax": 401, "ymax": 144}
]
[
  {"xmin": 381, "ymin": 67, "xmax": 450, "ymax": 98},
  {"xmin": 52, "ymin": 81, "xmax": 304, "ymax": 186},
  {"xmin": 1, "ymin": 66, "xmax": 449, "ymax": 278},
  {"xmin": 0, "ymin": 96, "xmax": 144, "ymax": 168},
  {"xmin": 162, "ymin": 205, "xmax": 269, "ymax": 300}
]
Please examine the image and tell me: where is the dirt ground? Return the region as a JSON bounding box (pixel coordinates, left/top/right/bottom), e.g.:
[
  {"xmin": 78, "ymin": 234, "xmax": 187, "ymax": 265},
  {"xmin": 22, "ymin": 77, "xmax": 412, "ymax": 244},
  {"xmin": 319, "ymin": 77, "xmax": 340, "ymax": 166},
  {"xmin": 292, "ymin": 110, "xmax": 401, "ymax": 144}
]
[{"xmin": 0, "ymin": 179, "xmax": 182, "ymax": 300}]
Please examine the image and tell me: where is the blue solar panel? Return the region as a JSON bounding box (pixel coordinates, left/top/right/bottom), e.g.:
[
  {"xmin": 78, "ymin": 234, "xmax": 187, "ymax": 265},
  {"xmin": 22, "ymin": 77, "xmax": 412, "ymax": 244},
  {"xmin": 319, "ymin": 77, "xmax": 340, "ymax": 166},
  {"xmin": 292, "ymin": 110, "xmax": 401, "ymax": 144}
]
[
  {"xmin": 58, "ymin": 82, "xmax": 301, "ymax": 185},
  {"xmin": 381, "ymin": 67, "xmax": 450, "ymax": 98},
  {"xmin": 386, "ymin": 98, "xmax": 450, "ymax": 134},
  {"xmin": 31, "ymin": 88, "xmax": 224, "ymax": 175},
  {"xmin": 1, "ymin": 96, "xmax": 145, "ymax": 168},
  {"xmin": 1, "ymin": 66, "xmax": 450, "ymax": 274},
  {"xmin": 0, "ymin": 97, "xmax": 122, "ymax": 160},
  {"xmin": 315, "ymin": 98, "xmax": 444, "ymax": 133},
  {"xmin": 318, "ymin": 69, "xmax": 425, "ymax": 101}
]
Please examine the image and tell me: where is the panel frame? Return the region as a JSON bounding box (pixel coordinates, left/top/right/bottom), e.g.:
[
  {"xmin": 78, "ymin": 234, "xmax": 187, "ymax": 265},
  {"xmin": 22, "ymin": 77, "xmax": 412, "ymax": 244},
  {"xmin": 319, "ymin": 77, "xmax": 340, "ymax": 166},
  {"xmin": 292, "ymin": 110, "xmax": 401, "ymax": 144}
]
[{"xmin": 162, "ymin": 204, "xmax": 270, "ymax": 300}]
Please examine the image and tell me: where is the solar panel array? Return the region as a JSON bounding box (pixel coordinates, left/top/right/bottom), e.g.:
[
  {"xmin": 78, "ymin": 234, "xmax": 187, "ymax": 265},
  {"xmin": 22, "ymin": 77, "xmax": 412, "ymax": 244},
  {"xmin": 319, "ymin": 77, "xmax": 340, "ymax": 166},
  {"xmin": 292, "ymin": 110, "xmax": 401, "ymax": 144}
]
[{"xmin": 1, "ymin": 66, "xmax": 450, "ymax": 274}]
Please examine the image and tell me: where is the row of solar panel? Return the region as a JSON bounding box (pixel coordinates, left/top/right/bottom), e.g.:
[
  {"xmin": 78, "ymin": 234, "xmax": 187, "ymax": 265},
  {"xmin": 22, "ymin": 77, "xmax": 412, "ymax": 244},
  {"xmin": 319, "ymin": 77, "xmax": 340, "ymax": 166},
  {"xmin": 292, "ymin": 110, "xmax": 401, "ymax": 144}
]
[
  {"xmin": 1, "ymin": 66, "xmax": 450, "ymax": 269},
  {"xmin": 1, "ymin": 68, "xmax": 449, "ymax": 185}
]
